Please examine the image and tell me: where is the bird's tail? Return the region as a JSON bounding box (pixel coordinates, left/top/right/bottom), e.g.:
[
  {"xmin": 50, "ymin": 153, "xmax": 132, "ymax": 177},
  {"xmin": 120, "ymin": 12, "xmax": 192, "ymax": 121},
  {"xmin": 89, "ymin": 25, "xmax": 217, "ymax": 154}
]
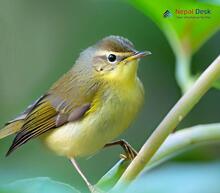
[{"xmin": 0, "ymin": 121, "xmax": 23, "ymax": 139}]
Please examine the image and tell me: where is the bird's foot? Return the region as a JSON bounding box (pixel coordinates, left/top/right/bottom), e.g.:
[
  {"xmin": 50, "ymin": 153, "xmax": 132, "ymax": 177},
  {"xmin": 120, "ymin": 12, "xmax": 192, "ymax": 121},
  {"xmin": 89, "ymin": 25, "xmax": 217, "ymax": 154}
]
[{"xmin": 119, "ymin": 139, "xmax": 137, "ymax": 160}]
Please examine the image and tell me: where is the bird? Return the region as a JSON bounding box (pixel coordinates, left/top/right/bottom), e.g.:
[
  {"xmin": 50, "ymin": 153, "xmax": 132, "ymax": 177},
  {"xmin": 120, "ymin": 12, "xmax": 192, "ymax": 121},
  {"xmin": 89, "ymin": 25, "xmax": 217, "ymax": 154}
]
[{"xmin": 0, "ymin": 35, "xmax": 151, "ymax": 192}]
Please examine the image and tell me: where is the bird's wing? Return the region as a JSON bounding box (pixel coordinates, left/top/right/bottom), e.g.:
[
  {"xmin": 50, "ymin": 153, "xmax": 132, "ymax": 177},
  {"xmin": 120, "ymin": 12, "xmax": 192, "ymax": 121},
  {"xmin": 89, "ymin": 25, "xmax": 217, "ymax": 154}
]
[
  {"xmin": 5, "ymin": 95, "xmax": 47, "ymax": 124},
  {"xmin": 0, "ymin": 95, "xmax": 47, "ymax": 140},
  {"xmin": 7, "ymin": 70, "xmax": 99, "ymax": 155}
]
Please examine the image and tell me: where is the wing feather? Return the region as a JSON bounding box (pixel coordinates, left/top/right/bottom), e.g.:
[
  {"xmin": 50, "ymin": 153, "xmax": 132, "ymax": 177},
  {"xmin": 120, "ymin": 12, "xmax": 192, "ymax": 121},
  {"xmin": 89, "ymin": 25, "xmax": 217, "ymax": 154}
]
[{"xmin": 6, "ymin": 70, "xmax": 99, "ymax": 155}]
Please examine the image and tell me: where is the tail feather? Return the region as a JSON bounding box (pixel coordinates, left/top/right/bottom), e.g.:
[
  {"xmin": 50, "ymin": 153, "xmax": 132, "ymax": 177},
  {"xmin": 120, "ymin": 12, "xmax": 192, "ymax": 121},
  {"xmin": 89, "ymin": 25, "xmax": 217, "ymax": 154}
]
[{"xmin": 0, "ymin": 121, "xmax": 23, "ymax": 139}]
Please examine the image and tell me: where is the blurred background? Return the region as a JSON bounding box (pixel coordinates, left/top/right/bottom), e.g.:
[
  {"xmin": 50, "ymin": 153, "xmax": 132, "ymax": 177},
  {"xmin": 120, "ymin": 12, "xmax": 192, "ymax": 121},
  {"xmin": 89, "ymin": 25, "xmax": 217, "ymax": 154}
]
[{"xmin": 0, "ymin": 0, "xmax": 220, "ymax": 192}]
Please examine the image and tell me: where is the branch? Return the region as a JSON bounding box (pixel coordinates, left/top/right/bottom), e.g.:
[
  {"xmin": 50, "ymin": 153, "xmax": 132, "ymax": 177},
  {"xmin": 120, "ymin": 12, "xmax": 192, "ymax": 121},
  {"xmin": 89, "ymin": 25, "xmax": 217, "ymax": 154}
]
[
  {"xmin": 146, "ymin": 123, "xmax": 220, "ymax": 170},
  {"xmin": 113, "ymin": 55, "xmax": 220, "ymax": 190},
  {"xmin": 97, "ymin": 123, "xmax": 220, "ymax": 191}
]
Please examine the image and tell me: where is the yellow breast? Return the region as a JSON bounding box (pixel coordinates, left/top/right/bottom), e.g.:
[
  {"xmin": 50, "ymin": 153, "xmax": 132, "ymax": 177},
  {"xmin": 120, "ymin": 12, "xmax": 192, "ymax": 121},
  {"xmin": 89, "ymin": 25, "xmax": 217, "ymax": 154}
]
[{"xmin": 43, "ymin": 77, "xmax": 144, "ymax": 158}]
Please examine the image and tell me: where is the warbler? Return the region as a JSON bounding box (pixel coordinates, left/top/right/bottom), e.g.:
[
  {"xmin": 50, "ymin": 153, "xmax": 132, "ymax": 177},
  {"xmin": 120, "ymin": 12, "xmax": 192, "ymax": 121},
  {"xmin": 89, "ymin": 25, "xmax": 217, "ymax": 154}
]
[{"xmin": 0, "ymin": 36, "xmax": 151, "ymax": 192}]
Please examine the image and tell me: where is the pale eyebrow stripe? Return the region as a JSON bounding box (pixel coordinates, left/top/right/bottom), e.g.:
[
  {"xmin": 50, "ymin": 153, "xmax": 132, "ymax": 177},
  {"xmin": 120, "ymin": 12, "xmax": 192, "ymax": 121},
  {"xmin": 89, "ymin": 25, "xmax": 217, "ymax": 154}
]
[{"xmin": 95, "ymin": 50, "xmax": 133, "ymax": 57}]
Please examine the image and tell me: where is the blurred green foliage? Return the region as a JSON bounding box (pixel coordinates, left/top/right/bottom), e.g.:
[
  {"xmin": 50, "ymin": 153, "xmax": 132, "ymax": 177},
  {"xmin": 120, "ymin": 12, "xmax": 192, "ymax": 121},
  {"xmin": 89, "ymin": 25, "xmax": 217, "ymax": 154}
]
[
  {"xmin": 0, "ymin": 177, "xmax": 79, "ymax": 193},
  {"xmin": 127, "ymin": 0, "xmax": 220, "ymax": 92},
  {"xmin": 128, "ymin": 0, "xmax": 220, "ymax": 53},
  {"xmin": 125, "ymin": 162, "xmax": 220, "ymax": 193},
  {"xmin": 213, "ymin": 77, "xmax": 220, "ymax": 89},
  {"xmin": 0, "ymin": 0, "xmax": 220, "ymax": 192}
]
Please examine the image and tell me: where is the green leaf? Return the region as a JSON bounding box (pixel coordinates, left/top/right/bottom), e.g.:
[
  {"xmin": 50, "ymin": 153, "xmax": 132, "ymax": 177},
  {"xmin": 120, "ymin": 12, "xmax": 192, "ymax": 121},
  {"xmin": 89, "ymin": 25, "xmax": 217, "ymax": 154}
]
[
  {"xmin": 96, "ymin": 159, "xmax": 130, "ymax": 191},
  {"xmin": 125, "ymin": 162, "xmax": 220, "ymax": 193},
  {"xmin": 0, "ymin": 177, "xmax": 79, "ymax": 193},
  {"xmin": 127, "ymin": 0, "xmax": 220, "ymax": 55},
  {"xmin": 126, "ymin": 0, "xmax": 220, "ymax": 92},
  {"xmin": 213, "ymin": 77, "xmax": 220, "ymax": 89}
]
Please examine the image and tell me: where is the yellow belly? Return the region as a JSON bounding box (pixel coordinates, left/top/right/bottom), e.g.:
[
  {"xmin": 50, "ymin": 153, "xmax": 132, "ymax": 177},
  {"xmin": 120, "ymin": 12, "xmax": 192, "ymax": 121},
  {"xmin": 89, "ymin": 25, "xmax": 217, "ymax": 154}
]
[{"xmin": 43, "ymin": 78, "xmax": 144, "ymax": 158}]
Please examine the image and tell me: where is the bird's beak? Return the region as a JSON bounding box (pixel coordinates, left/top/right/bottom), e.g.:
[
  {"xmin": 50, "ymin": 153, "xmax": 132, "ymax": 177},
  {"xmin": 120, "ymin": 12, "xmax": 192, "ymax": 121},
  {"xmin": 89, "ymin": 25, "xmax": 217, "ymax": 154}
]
[{"xmin": 126, "ymin": 51, "xmax": 152, "ymax": 62}]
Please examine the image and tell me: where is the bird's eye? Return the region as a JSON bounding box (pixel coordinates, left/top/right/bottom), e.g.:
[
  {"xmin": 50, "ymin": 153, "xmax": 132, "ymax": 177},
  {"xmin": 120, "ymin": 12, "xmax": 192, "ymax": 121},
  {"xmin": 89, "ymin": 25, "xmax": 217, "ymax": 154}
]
[{"xmin": 107, "ymin": 54, "xmax": 117, "ymax": 63}]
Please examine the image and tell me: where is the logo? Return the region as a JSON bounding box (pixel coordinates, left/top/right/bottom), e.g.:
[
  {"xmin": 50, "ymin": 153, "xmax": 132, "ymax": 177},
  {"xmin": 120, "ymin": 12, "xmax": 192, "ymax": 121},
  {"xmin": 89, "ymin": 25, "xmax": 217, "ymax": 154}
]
[
  {"xmin": 175, "ymin": 8, "xmax": 211, "ymax": 19},
  {"xmin": 163, "ymin": 10, "xmax": 172, "ymax": 18},
  {"xmin": 163, "ymin": 8, "xmax": 211, "ymax": 19}
]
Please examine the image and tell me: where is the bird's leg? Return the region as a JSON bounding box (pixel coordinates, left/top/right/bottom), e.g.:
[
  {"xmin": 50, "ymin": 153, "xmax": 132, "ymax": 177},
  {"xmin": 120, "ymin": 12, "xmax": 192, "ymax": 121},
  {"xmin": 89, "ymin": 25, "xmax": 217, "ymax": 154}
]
[
  {"xmin": 104, "ymin": 139, "xmax": 137, "ymax": 160},
  {"xmin": 70, "ymin": 158, "xmax": 98, "ymax": 193}
]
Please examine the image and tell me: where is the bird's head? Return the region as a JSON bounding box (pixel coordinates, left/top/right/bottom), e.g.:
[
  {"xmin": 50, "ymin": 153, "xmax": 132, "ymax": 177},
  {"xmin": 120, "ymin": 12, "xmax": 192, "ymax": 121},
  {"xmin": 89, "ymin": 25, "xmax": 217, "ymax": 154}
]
[{"xmin": 75, "ymin": 35, "xmax": 151, "ymax": 83}]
